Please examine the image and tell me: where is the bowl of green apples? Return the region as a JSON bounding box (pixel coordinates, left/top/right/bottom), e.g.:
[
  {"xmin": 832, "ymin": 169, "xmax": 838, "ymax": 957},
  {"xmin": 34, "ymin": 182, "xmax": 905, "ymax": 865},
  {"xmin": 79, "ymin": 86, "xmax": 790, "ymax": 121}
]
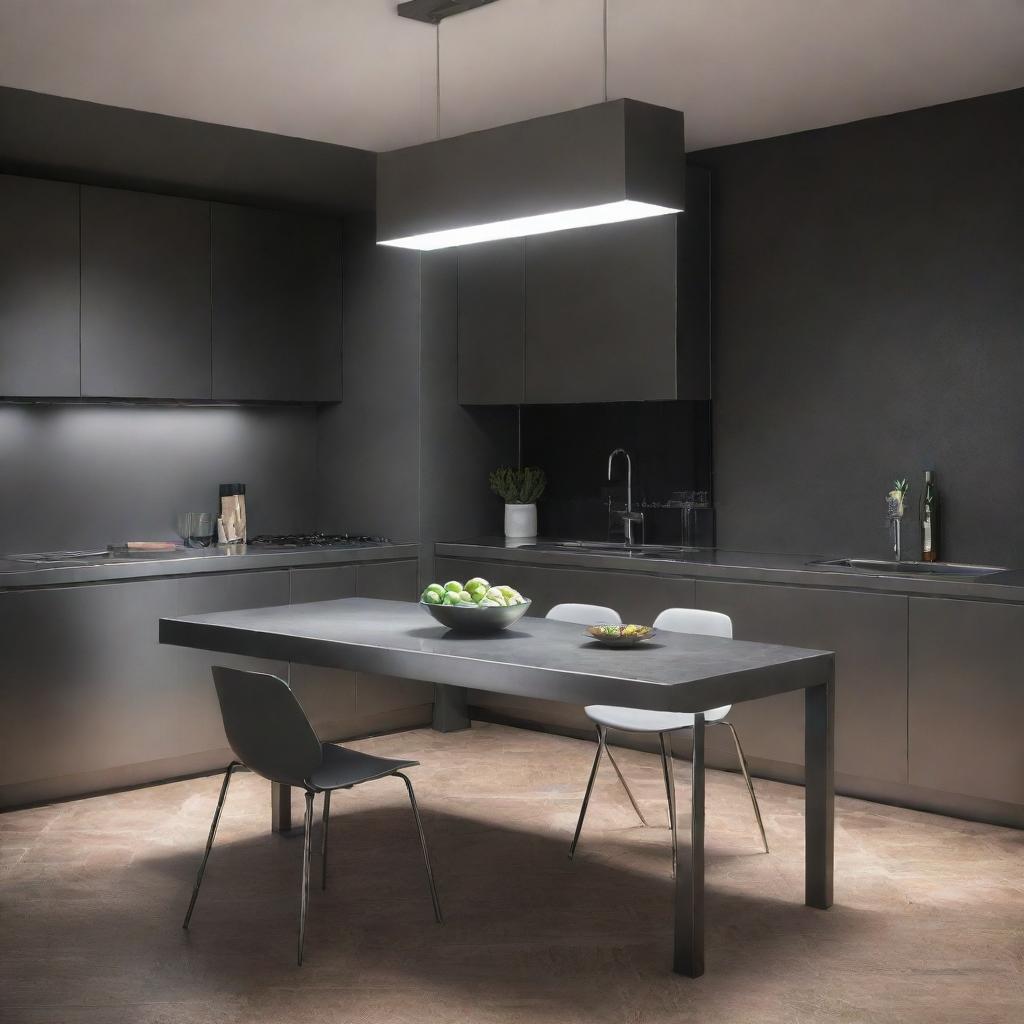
[{"xmin": 420, "ymin": 577, "xmax": 531, "ymax": 634}]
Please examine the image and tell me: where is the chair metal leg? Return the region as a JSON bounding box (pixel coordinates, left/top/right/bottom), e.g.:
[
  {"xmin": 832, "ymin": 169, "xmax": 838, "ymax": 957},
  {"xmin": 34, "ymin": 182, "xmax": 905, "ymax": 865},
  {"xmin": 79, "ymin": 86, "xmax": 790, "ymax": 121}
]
[
  {"xmin": 723, "ymin": 721, "xmax": 769, "ymax": 854},
  {"xmin": 298, "ymin": 791, "xmax": 314, "ymax": 966},
  {"xmin": 183, "ymin": 761, "xmax": 238, "ymax": 929},
  {"xmin": 319, "ymin": 790, "xmax": 331, "ymax": 888},
  {"xmin": 604, "ymin": 744, "xmax": 650, "ymax": 827},
  {"xmin": 569, "ymin": 725, "xmax": 607, "ymax": 860},
  {"xmin": 395, "ymin": 772, "xmax": 443, "ymax": 923},
  {"xmin": 659, "ymin": 733, "xmax": 678, "ymax": 878}
]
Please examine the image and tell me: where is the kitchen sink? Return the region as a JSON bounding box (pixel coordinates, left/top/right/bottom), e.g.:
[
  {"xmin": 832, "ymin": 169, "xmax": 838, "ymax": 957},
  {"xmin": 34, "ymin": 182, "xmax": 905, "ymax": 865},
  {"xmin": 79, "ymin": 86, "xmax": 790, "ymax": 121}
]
[
  {"xmin": 810, "ymin": 558, "xmax": 1005, "ymax": 578},
  {"xmin": 521, "ymin": 541, "xmax": 701, "ymax": 558}
]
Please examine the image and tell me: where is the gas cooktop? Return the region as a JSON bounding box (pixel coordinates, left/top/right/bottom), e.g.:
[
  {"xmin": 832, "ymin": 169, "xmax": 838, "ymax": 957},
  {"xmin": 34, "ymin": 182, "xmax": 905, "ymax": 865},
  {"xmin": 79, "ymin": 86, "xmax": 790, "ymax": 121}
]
[{"xmin": 247, "ymin": 533, "xmax": 391, "ymax": 547}]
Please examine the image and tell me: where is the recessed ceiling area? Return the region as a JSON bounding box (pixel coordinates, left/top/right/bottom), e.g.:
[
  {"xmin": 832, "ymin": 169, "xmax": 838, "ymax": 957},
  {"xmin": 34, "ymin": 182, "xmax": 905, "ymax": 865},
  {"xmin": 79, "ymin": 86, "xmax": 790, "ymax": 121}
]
[{"xmin": 0, "ymin": 0, "xmax": 1021, "ymax": 153}]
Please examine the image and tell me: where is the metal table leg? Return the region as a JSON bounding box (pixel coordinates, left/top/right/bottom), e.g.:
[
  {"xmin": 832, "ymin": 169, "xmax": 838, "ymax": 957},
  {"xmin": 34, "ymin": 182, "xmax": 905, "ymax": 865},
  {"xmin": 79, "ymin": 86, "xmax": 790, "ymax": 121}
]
[
  {"xmin": 272, "ymin": 781, "xmax": 292, "ymax": 834},
  {"xmin": 805, "ymin": 667, "xmax": 835, "ymax": 909},
  {"xmin": 433, "ymin": 683, "xmax": 470, "ymax": 732},
  {"xmin": 673, "ymin": 712, "xmax": 705, "ymax": 977}
]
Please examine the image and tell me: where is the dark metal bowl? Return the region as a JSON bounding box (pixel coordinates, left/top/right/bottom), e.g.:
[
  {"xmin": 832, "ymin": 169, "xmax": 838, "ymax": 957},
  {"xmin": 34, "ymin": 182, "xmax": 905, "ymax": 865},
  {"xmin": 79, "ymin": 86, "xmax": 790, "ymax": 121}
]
[{"xmin": 421, "ymin": 599, "xmax": 531, "ymax": 634}]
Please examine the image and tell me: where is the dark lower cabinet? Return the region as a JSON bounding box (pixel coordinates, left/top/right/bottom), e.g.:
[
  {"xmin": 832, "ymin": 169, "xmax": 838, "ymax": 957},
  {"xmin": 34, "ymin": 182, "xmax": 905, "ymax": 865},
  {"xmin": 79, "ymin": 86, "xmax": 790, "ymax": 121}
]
[
  {"xmin": 435, "ymin": 558, "xmax": 694, "ymax": 624},
  {"xmin": 81, "ymin": 186, "xmax": 212, "ymax": 398},
  {"xmin": 0, "ymin": 581, "xmax": 179, "ymax": 790},
  {"xmin": 0, "ymin": 175, "xmax": 80, "ymax": 397},
  {"xmin": 434, "ymin": 557, "xmax": 695, "ymax": 731},
  {"xmin": 909, "ymin": 597, "xmax": 1024, "ymax": 805},
  {"xmin": 212, "ymin": 203, "xmax": 343, "ymax": 401},
  {"xmin": 173, "ymin": 571, "xmax": 291, "ymax": 758},
  {"xmin": 289, "ymin": 565, "xmax": 358, "ymax": 738},
  {"xmin": 355, "ymin": 560, "xmax": 434, "ymax": 716},
  {"xmin": 694, "ymin": 580, "xmax": 908, "ymax": 783}
]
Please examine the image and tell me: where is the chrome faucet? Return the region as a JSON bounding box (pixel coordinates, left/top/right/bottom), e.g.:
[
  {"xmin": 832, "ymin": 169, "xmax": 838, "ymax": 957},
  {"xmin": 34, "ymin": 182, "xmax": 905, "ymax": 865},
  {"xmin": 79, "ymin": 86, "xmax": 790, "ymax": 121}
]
[{"xmin": 608, "ymin": 448, "xmax": 644, "ymax": 545}]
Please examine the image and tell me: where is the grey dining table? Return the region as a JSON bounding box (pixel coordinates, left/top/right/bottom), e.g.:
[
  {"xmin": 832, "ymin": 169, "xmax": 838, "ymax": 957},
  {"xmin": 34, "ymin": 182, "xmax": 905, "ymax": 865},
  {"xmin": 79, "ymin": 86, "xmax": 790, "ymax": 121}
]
[{"xmin": 160, "ymin": 596, "xmax": 835, "ymax": 977}]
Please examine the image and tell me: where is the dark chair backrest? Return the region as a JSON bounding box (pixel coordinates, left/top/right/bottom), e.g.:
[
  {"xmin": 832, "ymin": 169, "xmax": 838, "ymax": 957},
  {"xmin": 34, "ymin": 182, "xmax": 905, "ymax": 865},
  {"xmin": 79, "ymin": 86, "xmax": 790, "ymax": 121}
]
[{"xmin": 212, "ymin": 666, "xmax": 323, "ymax": 788}]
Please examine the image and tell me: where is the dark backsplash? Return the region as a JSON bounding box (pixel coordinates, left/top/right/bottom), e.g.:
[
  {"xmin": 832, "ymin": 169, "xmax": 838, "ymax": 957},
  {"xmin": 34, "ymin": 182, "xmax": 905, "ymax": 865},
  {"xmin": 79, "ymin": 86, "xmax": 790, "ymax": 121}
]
[{"xmin": 520, "ymin": 401, "xmax": 712, "ymax": 541}]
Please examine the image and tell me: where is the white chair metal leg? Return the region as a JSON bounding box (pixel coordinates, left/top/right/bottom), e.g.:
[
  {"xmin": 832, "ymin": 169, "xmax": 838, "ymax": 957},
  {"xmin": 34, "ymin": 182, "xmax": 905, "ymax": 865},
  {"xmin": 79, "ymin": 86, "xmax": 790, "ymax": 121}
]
[
  {"xmin": 569, "ymin": 725, "xmax": 607, "ymax": 859},
  {"xmin": 298, "ymin": 791, "xmax": 314, "ymax": 966},
  {"xmin": 723, "ymin": 721, "xmax": 769, "ymax": 853},
  {"xmin": 659, "ymin": 732, "xmax": 678, "ymax": 878},
  {"xmin": 604, "ymin": 744, "xmax": 650, "ymax": 826}
]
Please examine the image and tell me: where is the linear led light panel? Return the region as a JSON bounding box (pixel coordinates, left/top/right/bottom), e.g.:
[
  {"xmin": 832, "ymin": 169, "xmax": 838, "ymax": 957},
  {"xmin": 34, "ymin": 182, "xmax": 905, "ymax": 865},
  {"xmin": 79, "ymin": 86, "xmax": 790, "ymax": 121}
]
[
  {"xmin": 377, "ymin": 99, "xmax": 685, "ymax": 250},
  {"xmin": 379, "ymin": 199, "xmax": 680, "ymax": 250}
]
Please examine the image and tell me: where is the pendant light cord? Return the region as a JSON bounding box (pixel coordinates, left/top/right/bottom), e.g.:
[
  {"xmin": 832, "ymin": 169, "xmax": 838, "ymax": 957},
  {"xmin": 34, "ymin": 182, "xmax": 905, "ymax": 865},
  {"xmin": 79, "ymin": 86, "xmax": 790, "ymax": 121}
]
[
  {"xmin": 436, "ymin": 22, "xmax": 442, "ymax": 139},
  {"xmin": 602, "ymin": 0, "xmax": 608, "ymax": 102}
]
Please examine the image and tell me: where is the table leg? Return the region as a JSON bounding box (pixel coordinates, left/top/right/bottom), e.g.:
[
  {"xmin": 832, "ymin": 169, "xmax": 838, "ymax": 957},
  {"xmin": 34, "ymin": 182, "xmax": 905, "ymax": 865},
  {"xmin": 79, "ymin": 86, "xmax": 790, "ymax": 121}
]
[
  {"xmin": 272, "ymin": 782, "xmax": 292, "ymax": 834},
  {"xmin": 805, "ymin": 669, "xmax": 835, "ymax": 909},
  {"xmin": 433, "ymin": 683, "xmax": 470, "ymax": 732},
  {"xmin": 673, "ymin": 712, "xmax": 705, "ymax": 977}
]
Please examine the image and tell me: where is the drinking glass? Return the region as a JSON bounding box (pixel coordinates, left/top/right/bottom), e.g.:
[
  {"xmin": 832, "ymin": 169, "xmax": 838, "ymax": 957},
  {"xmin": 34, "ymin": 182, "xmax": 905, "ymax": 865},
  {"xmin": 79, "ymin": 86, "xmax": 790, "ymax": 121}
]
[{"xmin": 177, "ymin": 512, "xmax": 214, "ymax": 548}]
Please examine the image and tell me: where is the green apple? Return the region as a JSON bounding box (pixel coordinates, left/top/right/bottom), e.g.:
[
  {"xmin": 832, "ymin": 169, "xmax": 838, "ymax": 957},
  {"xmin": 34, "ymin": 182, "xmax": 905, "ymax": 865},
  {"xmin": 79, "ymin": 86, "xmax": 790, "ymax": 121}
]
[
  {"xmin": 484, "ymin": 587, "xmax": 507, "ymax": 606},
  {"xmin": 444, "ymin": 580, "xmax": 463, "ymax": 593},
  {"xmin": 421, "ymin": 589, "xmax": 442, "ymax": 605},
  {"xmin": 424, "ymin": 583, "xmax": 446, "ymax": 597},
  {"xmin": 442, "ymin": 592, "xmax": 459, "ymax": 605},
  {"xmin": 465, "ymin": 577, "xmax": 490, "ymax": 591}
]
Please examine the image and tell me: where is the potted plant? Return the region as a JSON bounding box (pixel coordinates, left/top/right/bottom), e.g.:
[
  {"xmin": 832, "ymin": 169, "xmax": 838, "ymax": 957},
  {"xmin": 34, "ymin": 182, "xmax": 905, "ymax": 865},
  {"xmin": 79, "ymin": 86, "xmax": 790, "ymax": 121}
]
[{"xmin": 489, "ymin": 466, "xmax": 546, "ymax": 539}]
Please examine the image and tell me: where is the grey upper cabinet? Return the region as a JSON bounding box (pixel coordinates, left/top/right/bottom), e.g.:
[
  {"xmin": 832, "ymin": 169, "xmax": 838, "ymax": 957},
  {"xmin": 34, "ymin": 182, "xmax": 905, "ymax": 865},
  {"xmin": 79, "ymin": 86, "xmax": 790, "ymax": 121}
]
[
  {"xmin": 81, "ymin": 186, "xmax": 212, "ymax": 399},
  {"xmin": 458, "ymin": 238, "xmax": 526, "ymax": 404},
  {"xmin": 0, "ymin": 175, "xmax": 80, "ymax": 397},
  {"xmin": 525, "ymin": 216, "xmax": 680, "ymax": 403},
  {"xmin": 456, "ymin": 166, "xmax": 709, "ymax": 405},
  {"xmin": 909, "ymin": 597, "xmax": 1024, "ymax": 805},
  {"xmin": 212, "ymin": 203, "xmax": 343, "ymax": 402}
]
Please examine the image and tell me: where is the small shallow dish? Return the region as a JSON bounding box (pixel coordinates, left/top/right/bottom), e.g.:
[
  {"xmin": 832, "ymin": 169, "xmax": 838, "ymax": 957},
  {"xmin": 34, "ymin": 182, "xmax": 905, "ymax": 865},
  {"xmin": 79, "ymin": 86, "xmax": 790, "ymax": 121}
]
[
  {"xmin": 584, "ymin": 624, "xmax": 657, "ymax": 648},
  {"xmin": 421, "ymin": 599, "xmax": 531, "ymax": 634}
]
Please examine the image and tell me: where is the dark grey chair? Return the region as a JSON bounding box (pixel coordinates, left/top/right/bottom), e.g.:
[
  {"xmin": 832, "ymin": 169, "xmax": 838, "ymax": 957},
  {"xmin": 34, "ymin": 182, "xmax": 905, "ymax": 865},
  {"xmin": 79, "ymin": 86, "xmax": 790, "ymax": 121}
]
[{"xmin": 182, "ymin": 666, "xmax": 442, "ymax": 965}]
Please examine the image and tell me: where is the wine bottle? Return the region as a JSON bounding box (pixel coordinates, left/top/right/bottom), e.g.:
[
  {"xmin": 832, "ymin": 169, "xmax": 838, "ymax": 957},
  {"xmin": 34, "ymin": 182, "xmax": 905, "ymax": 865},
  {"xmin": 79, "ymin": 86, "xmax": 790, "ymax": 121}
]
[{"xmin": 920, "ymin": 470, "xmax": 939, "ymax": 562}]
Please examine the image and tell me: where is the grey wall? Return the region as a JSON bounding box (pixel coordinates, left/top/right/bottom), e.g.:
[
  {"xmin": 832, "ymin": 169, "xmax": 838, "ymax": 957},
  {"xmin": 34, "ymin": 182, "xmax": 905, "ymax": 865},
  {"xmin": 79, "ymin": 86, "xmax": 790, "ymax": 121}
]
[
  {"xmin": 316, "ymin": 221, "xmax": 513, "ymax": 580},
  {"xmin": 696, "ymin": 87, "xmax": 1024, "ymax": 566},
  {"xmin": 0, "ymin": 404, "xmax": 317, "ymax": 552}
]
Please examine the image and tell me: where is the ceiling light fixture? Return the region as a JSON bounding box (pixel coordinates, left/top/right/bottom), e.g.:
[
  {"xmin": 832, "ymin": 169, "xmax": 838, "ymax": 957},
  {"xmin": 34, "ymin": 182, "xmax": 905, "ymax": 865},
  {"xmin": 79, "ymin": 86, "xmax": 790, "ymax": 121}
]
[{"xmin": 377, "ymin": 1, "xmax": 685, "ymax": 250}]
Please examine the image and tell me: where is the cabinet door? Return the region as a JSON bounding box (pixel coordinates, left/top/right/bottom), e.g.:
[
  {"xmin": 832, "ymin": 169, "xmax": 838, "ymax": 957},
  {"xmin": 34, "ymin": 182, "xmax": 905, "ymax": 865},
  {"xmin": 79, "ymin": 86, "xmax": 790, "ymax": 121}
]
[
  {"xmin": 909, "ymin": 598, "xmax": 1024, "ymax": 805},
  {"xmin": 434, "ymin": 557, "xmax": 695, "ymax": 729},
  {"xmin": 174, "ymin": 571, "xmax": 290, "ymax": 757},
  {"xmin": 457, "ymin": 238, "xmax": 525, "ymax": 404},
  {"xmin": 0, "ymin": 581, "xmax": 179, "ymax": 789},
  {"xmin": 0, "ymin": 175, "xmax": 80, "ymax": 396},
  {"xmin": 81, "ymin": 186, "xmax": 212, "ymax": 398},
  {"xmin": 289, "ymin": 565, "xmax": 357, "ymax": 738},
  {"xmin": 355, "ymin": 560, "xmax": 434, "ymax": 715},
  {"xmin": 695, "ymin": 580, "xmax": 908, "ymax": 783},
  {"xmin": 436, "ymin": 558, "xmax": 693, "ymax": 625},
  {"xmin": 212, "ymin": 203, "xmax": 343, "ymax": 401},
  {"xmin": 524, "ymin": 217, "xmax": 678, "ymax": 403}
]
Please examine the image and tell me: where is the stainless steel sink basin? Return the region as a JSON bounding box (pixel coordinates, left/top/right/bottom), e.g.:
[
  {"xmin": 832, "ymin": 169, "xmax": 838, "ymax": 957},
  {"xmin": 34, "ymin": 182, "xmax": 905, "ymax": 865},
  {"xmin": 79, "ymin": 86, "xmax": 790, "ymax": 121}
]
[
  {"xmin": 521, "ymin": 541, "xmax": 700, "ymax": 558},
  {"xmin": 811, "ymin": 558, "xmax": 1005, "ymax": 578}
]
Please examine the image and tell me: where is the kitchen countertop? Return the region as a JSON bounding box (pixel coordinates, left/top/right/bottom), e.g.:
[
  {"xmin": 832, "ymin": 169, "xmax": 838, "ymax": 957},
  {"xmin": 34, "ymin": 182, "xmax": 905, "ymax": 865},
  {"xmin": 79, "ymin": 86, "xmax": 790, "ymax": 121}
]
[
  {"xmin": 436, "ymin": 537, "xmax": 1024, "ymax": 603},
  {"xmin": 0, "ymin": 541, "xmax": 419, "ymax": 590}
]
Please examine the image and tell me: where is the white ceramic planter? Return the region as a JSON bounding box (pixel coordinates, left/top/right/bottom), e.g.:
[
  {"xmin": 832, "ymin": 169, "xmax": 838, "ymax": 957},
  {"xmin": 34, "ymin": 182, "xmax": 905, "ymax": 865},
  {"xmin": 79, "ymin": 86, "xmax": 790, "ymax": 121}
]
[{"xmin": 504, "ymin": 503, "xmax": 538, "ymax": 539}]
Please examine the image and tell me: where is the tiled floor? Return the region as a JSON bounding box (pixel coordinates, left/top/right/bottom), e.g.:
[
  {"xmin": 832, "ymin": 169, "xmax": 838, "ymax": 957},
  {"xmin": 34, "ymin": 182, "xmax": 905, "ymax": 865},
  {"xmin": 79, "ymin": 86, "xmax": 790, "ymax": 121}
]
[{"xmin": 1, "ymin": 723, "xmax": 1022, "ymax": 1024}]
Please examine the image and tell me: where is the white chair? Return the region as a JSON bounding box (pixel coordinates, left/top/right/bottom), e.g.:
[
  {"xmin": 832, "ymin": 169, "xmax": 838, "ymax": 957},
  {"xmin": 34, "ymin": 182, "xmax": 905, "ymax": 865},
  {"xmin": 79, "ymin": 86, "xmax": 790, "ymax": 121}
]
[{"xmin": 566, "ymin": 606, "xmax": 769, "ymax": 875}]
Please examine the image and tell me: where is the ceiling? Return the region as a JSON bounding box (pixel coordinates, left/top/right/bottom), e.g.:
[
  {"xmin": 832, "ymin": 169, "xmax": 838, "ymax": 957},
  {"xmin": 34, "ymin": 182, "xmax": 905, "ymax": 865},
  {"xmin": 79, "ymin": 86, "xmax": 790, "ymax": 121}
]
[{"xmin": 0, "ymin": 0, "xmax": 1021, "ymax": 154}]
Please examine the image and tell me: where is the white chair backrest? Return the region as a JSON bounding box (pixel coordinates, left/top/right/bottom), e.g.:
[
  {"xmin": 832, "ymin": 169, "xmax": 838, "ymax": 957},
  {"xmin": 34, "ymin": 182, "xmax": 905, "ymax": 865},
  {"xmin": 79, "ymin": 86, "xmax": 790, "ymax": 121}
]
[
  {"xmin": 653, "ymin": 607, "xmax": 732, "ymax": 638},
  {"xmin": 547, "ymin": 603, "xmax": 622, "ymax": 627}
]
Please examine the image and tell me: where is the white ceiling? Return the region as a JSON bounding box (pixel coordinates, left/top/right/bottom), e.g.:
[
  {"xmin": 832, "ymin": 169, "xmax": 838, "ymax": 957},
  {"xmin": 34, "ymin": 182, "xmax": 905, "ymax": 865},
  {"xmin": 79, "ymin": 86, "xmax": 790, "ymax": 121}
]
[{"xmin": 1, "ymin": 0, "xmax": 1022, "ymax": 154}]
